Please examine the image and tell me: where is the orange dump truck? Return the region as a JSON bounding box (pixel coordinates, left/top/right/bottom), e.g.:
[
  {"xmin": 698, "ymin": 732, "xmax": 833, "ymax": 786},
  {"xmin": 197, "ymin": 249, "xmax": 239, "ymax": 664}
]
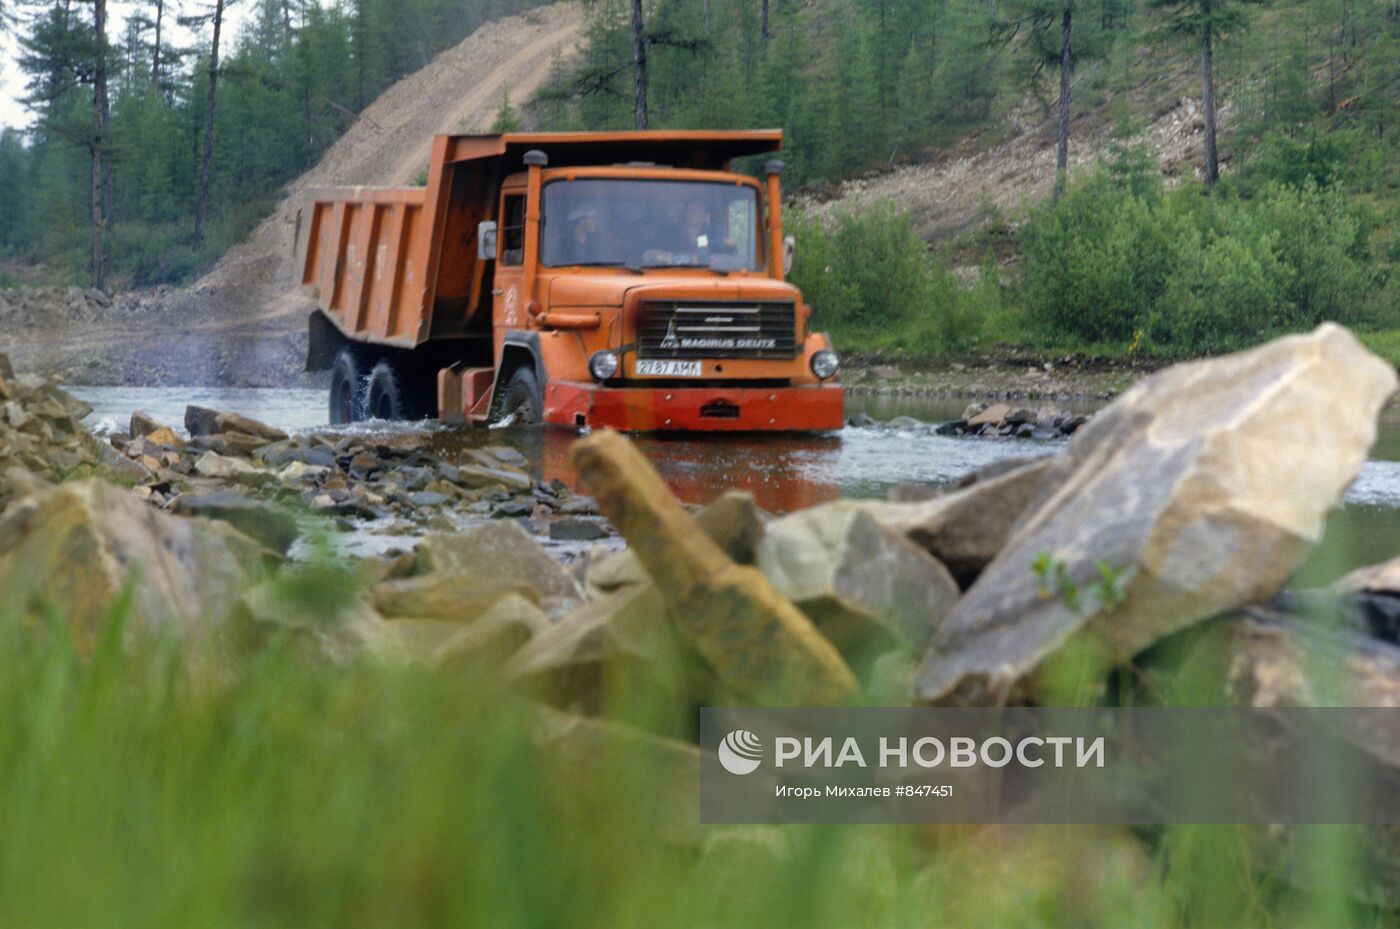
[{"xmin": 295, "ymin": 130, "xmax": 843, "ymax": 431}]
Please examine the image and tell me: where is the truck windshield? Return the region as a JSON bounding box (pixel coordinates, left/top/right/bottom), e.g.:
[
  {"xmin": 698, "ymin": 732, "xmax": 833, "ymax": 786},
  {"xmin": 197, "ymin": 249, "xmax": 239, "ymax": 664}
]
[{"xmin": 541, "ymin": 178, "xmax": 761, "ymax": 272}]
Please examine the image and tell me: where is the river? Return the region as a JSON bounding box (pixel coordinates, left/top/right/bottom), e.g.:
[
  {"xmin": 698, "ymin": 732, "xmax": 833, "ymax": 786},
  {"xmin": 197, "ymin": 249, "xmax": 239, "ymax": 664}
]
[{"xmin": 69, "ymin": 385, "xmax": 1400, "ymax": 585}]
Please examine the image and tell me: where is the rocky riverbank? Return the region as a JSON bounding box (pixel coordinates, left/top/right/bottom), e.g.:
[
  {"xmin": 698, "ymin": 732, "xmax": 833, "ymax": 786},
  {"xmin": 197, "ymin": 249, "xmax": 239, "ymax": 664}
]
[
  {"xmin": 842, "ymin": 355, "xmax": 1152, "ymax": 401},
  {"xmin": 850, "ymin": 401, "xmax": 1092, "ymax": 440},
  {"xmin": 114, "ymin": 403, "xmax": 611, "ymax": 554},
  {"xmin": 2, "ymin": 326, "xmax": 1400, "ymax": 906}
]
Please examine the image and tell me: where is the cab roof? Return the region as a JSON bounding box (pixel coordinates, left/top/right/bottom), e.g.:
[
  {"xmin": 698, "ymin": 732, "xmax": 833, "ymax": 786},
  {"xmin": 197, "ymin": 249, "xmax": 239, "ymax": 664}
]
[{"xmin": 440, "ymin": 130, "xmax": 783, "ymax": 172}]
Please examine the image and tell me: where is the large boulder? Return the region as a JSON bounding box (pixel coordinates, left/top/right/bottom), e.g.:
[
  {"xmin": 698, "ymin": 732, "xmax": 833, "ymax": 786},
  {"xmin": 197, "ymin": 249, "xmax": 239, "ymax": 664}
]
[
  {"xmin": 1199, "ymin": 609, "xmax": 1400, "ymax": 910},
  {"xmin": 193, "ymin": 451, "xmax": 272, "ymax": 484},
  {"xmin": 532, "ymin": 706, "xmax": 702, "ymax": 847},
  {"xmin": 586, "ymin": 490, "xmax": 766, "ymax": 594},
  {"xmin": 171, "ymin": 491, "xmax": 300, "ymax": 554},
  {"xmin": 570, "ymin": 430, "xmax": 855, "ymax": 705},
  {"xmin": 413, "ymin": 523, "xmax": 584, "ymax": 616},
  {"xmin": 451, "ymin": 463, "xmax": 533, "ymax": 492},
  {"xmin": 757, "ymin": 501, "xmax": 959, "ymax": 653},
  {"xmin": 0, "ymin": 479, "xmax": 266, "ymax": 655},
  {"xmin": 1211, "ymin": 607, "xmax": 1400, "ymax": 711},
  {"xmin": 129, "ymin": 411, "xmax": 173, "ymax": 439},
  {"xmin": 433, "ymin": 593, "xmax": 550, "ymax": 665},
  {"xmin": 185, "ymin": 405, "xmax": 288, "ymax": 442},
  {"xmin": 914, "ymin": 325, "xmax": 1397, "ymax": 705},
  {"xmin": 235, "ymin": 570, "xmax": 400, "ymax": 666},
  {"xmin": 1331, "ymin": 556, "xmax": 1400, "ymax": 644},
  {"xmin": 372, "ymin": 573, "xmax": 541, "ymax": 622},
  {"xmin": 505, "ymin": 583, "xmax": 714, "ymax": 731},
  {"xmin": 872, "ymin": 457, "xmax": 1054, "ymax": 588}
]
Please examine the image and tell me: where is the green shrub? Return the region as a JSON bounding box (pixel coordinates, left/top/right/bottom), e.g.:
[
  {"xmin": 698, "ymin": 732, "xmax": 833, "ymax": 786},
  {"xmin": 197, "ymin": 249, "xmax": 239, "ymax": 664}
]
[
  {"xmin": 789, "ymin": 203, "xmax": 988, "ymax": 351},
  {"xmin": 1016, "ymin": 169, "xmax": 1376, "ymax": 354},
  {"xmin": 1237, "ymin": 131, "xmax": 1357, "ymax": 193},
  {"xmin": 1242, "ymin": 182, "xmax": 1374, "ymax": 328},
  {"xmin": 1018, "ymin": 169, "xmax": 1180, "ymax": 344},
  {"xmin": 1151, "ymin": 231, "xmax": 1286, "ymax": 351},
  {"xmin": 920, "ymin": 256, "xmax": 1000, "ymax": 350}
]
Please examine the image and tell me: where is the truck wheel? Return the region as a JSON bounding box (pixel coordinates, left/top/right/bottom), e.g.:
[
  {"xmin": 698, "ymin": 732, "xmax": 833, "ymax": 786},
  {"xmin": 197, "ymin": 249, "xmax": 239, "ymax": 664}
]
[
  {"xmin": 329, "ymin": 349, "xmax": 366, "ymax": 425},
  {"xmin": 494, "ymin": 367, "xmax": 542, "ymax": 425},
  {"xmin": 365, "ymin": 360, "xmax": 407, "ymax": 421}
]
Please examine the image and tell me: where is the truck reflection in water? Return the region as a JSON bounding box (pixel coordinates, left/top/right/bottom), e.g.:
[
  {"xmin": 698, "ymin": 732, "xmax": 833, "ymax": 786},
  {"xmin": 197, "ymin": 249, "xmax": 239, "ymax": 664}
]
[
  {"xmin": 422, "ymin": 425, "xmax": 842, "ymax": 513},
  {"xmin": 537, "ymin": 428, "xmax": 843, "ymax": 513}
]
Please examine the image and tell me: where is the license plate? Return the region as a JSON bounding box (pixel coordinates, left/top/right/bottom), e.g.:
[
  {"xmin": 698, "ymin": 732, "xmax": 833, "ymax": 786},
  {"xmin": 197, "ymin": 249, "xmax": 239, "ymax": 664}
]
[{"xmin": 635, "ymin": 360, "xmax": 702, "ymax": 377}]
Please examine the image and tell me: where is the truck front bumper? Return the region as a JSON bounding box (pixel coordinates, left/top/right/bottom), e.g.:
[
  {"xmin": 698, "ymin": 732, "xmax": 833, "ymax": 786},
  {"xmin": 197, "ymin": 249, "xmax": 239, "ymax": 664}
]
[{"xmin": 542, "ymin": 381, "xmax": 845, "ymax": 432}]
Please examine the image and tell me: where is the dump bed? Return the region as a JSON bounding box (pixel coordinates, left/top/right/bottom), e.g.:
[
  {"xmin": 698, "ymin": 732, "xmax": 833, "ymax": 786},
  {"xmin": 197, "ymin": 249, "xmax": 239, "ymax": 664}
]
[
  {"xmin": 298, "ymin": 185, "xmax": 433, "ymax": 346},
  {"xmin": 296, "ymin": 130, "xmax": 784, "ymax": 348}
]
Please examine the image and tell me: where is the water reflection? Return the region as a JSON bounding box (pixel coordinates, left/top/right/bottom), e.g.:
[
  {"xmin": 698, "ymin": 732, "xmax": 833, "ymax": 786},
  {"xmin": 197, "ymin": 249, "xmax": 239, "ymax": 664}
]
[
  {"xmin": 1296, "ymin": 503, "xmax": 1400, "ymax": 588},
  {"xmin": 535, "ymin": 429, "xmax": 843, "ymax": 512}
]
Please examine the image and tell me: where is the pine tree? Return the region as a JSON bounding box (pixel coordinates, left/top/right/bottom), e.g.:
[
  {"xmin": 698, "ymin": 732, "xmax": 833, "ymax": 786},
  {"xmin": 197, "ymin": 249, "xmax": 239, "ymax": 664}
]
[
  {"xmin": 0, "ymin": 129, "xmax": 31, "ymax": 248},
  {"xmin": 18, "ymin": 0, "xmax": 113, "ymax": 287},
  {"xmin": 491, "ymin": 90, "xmax": 521, "ymax": 132},
  {"xmin": 1004, "ymin": 0, "xmax": 1117, "ymax": 199},
  {"xmin": 184, "ymin": 0, "xmax": 233, "ymax": 243},
  {"xmin": 1150, "ymin": 0, "xmax": 1270, "ymax": 187}
]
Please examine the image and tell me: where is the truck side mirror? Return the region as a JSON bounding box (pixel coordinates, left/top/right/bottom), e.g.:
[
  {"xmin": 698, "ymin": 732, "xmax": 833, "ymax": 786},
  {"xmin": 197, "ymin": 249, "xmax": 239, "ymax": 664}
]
[
  {"xmin": 783, "ymin": 235, "xmax": 796, "ymax": 278},
  {"xmin": 477, "ymin": 221, "xmax": 498, "ymax": 261}
]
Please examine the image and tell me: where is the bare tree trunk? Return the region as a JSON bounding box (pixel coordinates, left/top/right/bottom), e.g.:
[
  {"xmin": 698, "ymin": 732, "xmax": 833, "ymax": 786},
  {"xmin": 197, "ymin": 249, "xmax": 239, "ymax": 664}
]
[
  {"xmin": 90, "ymin": 0, "xmax": 109, "ymax": 289},
  {"xmin": 194, "ymin": 0, "xmax": 224, "ymax": 243},
  {"xmin": 631, "ymin": 0, "xmax": 647, "ymax": 129},
  {"xmin": 282, "ymin": 0, "xmax": 293, "ymax": 44},
  {"xmin": 702, "ymin": 0, "xmax": 710, "ymax": 34},
  {"xmin": 1201, "ymin": 19, "xmax": 1219, "ymax": 187},
  {"xmin": 151, "ymin": 0, "xmax": 162, "ymax": 85},
  {"xmin": 761, "ymin": 0, "xmax": 770, "ymax": 42},
  {"xmin": 353, "ymin": 0, "xmax": 365, "ymax": 110},
  {"xmin": 99, "ymin": 7, "xmax": 112, "ymax": 233},
  {"xmin": 1054, "ymin": 5, "xmax": 1071, "ymax": 201}
]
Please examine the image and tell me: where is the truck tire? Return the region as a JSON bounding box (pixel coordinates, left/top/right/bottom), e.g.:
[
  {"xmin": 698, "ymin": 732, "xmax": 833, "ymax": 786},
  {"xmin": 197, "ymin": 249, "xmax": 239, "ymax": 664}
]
[
  {"xmin": 493, "ymin": 367, "xmax": 542, "ymax": 425},
  {"xmin": 364, "ymin": 360, "xmax": 407, "ymax": 421},
  {"xmin": 329, "ymin": 349, "xmax": 366, "ymax": 425}
]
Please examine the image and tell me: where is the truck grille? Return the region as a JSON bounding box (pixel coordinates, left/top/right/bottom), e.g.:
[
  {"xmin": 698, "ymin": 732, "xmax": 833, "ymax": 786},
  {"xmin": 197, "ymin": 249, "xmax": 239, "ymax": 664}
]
[{"xmin": 636, "ymin": 301, "xmax": 798, "ymax": 360}]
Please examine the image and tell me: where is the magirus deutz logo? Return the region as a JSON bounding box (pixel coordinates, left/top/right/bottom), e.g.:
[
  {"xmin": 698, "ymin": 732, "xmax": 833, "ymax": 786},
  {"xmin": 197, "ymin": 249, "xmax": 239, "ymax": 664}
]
[{"xmin": 657, "ymin": 317, "xmax": 778, "ymax": 353}]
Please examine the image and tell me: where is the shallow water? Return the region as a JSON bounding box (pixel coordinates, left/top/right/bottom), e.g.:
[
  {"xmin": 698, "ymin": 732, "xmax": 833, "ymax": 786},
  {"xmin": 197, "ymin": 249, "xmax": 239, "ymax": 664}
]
[{"xmin": 68, "ymin": 384, "xmax": 1400, "ymax": 583}]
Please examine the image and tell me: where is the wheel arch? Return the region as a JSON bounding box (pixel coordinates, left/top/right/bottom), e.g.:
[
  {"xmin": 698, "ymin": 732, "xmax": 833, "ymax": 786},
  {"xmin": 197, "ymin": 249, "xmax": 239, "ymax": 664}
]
[
  {"xmin": 307, "ymin": 310, "xmax": 355, "ymax": 372},
  {"xmin": 496, "ymin": 332, "xmax": 547, "ymax": 395}
]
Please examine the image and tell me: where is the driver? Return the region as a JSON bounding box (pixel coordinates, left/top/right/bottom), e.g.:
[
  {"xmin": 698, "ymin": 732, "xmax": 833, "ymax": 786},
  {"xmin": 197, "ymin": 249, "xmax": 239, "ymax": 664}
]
[
  {"xmin": 561, "ymin": 207, "xmax": 603, "ymax": 264},
  {"xmin": 676, "ymin": 200, "xmax": 712, "ymax": 261}
]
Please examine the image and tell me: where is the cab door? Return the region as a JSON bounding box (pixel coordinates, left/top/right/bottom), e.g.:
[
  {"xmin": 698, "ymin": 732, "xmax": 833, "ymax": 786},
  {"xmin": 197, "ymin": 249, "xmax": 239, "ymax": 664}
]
[{"xmin": 492, "ymin": 190, "xmax": 528, "ymax": 358}]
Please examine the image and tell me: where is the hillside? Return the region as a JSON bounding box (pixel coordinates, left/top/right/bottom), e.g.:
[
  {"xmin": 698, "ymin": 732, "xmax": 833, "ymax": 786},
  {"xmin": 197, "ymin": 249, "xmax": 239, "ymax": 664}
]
[
  {"xmin": 799, "ymin": 89, "xmax": 1215, "ymax": 248},
  {"xmin": 0, "ymin": 4, "xmax": 584, "ymax": 386},
  {"xmin": 198, "ymin": 4, "xmax": 585, "ymax": 324}
]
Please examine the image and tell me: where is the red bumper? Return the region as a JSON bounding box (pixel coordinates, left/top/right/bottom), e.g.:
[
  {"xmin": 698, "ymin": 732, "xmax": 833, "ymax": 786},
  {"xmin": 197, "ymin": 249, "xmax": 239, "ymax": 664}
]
[{"xmin": 543, "ymin": 381, "xmax": 845, "ymax": 432}]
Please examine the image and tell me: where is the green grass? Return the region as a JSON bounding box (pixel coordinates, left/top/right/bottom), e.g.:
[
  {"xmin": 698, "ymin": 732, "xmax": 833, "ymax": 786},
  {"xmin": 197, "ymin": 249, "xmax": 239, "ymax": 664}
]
[{"xmin": 0, "ymin": 564, "xmax": 1385, "ymax": 929}]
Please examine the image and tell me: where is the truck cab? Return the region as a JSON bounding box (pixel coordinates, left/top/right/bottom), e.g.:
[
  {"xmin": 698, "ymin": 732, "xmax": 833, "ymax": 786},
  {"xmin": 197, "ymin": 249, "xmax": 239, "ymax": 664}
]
[{"xmin": 297, "ymin": 131, "xmax": 842, "ymax": 432}]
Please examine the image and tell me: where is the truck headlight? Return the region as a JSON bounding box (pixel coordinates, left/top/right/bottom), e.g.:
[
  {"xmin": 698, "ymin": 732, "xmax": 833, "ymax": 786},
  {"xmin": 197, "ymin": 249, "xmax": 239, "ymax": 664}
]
[
  {"xmin": 810, "ymin": 350, "xmax": 839, "ymax": 380},
  {"xmin": 589, "ymin": 351, "xmax": 620, "ymax": 382}
]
